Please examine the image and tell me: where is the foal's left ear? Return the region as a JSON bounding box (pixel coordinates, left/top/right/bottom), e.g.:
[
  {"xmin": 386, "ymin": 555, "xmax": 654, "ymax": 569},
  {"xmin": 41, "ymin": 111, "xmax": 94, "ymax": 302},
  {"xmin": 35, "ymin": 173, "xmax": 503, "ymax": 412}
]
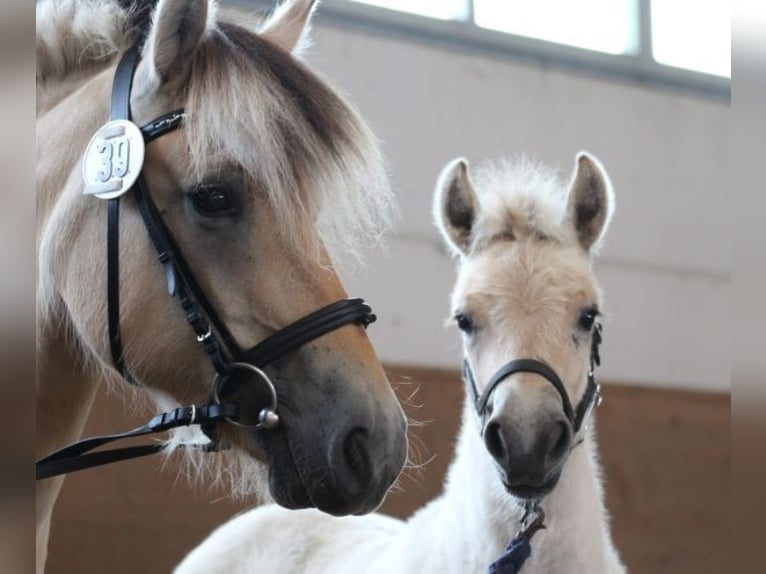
[
  {"xmin": 260, "ymin": 0, "xmax": 318, "ymax": 57},
  {"xmin": 565, "ymin": 152, "xmax": 615, "ymax": 253},
  {"xmin": 139, "ymin": 0, "xmax": 211, "ymax": 90}
]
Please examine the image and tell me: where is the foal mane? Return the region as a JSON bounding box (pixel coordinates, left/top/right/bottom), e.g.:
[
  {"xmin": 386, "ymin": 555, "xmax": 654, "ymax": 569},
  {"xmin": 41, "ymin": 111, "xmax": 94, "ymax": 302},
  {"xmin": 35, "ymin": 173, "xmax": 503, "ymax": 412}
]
[
  {"xmin": 36, "ymin": 0, "xmax": 393, "ymax": 264},
  {"xmin": 470, "ymin": 157, "xmax": 577, "ymax": 251}
]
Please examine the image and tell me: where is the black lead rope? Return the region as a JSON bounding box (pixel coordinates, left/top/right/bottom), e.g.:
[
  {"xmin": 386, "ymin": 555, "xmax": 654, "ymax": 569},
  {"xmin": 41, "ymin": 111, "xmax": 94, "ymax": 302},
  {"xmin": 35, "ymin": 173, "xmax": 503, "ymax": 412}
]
[{"xmin": 36, "ymin": 404, "xmax": 237, "ymax": 480}]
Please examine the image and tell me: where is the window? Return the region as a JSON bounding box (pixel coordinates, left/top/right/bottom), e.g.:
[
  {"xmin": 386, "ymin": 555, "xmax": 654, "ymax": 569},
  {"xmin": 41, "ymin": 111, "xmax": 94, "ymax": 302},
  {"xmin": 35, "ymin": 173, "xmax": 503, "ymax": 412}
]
[
  {"xmin": 651, "ymin": 0, "xmax": 730, "ymax": 78},
  {"xmin": 319, "ymin": 0, "xmax": 731, "ymax": 95},
  {"xmin": 473, "ymin": 0, "xmax": 637, "ymax": 55},
  {"xmin": 348, "ymin": 0, "xmax": 468, "ymax": 21}
]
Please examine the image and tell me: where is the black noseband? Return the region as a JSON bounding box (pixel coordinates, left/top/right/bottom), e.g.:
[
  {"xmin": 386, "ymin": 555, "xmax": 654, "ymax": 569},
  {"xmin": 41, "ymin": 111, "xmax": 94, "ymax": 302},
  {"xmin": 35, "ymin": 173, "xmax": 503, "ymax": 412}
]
[{"xmin": 463, "ymin": 323, "xmax": 603, "ymax": 434}]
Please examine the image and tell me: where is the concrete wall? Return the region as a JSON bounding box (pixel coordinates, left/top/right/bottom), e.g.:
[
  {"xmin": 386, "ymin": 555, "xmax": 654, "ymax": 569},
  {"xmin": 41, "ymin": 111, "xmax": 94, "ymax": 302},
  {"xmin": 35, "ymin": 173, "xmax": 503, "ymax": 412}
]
[{"xmin": 302, "ymin": 20, "xmax": 730, "ymax": 392}]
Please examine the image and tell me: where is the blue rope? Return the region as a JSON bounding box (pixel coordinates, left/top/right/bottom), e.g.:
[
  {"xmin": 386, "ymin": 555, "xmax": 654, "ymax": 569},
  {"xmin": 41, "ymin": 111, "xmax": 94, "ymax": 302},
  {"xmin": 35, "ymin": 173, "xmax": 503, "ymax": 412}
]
[
  {"xmin": 487, "ymin": 505, "xmax": 545, "ymax": 574},
  {"xmin": 488, "ymin": 535, "xmax": 533, "ymax": 574}
]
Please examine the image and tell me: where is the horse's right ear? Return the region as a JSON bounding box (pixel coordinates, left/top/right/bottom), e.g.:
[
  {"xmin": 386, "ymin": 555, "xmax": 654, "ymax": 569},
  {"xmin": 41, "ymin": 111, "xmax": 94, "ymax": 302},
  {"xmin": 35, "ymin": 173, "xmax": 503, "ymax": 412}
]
[
  {"xmin": 433, "ymin": 158, "xmax": 479, "ymax": 256},
  {"xmin": 138, "ymin": 0, "xmax": 211, "ymax": 92}
]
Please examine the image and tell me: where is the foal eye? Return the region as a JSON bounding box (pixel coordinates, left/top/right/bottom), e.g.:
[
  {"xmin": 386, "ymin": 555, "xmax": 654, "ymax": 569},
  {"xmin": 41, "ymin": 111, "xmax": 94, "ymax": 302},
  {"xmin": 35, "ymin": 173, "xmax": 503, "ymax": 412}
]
[
  {"xmin": 455, "ymin": 313, "xmax": 476, "ymax": 334},
  {"xmin": 190, "ymin": 184, "xmax": 237, "ymax": 217},
  {"xmin": 578, "ymin": 307, "xmax": 599, "ymax": 331}
]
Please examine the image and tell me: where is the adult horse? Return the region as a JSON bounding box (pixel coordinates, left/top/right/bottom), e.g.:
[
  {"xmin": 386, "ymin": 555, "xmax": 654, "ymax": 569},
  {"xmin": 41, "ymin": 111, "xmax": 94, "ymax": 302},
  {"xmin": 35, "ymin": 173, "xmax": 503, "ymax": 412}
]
[
  {"xmin": 175, "ymin": 153, "xmax": 625, "ymax": 573},
  {"xmin": 36, "ymin": 0, "xmax": 407, "ymax": 570}
]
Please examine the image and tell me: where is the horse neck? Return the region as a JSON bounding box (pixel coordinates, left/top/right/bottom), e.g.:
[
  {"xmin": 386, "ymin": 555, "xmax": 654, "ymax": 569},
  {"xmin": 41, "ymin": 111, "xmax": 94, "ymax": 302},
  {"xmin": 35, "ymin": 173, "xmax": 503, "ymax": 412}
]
[
  {"xmin": 407, "ymin": 398, "xmax": 612, "ymax": 571},
  {"xmin": 36, "ymin": 319, "xmax": 104, "ymax": 571},
  {"xmin": 36, "ymin": 67, "xmax": 115, "ymax": 571}
]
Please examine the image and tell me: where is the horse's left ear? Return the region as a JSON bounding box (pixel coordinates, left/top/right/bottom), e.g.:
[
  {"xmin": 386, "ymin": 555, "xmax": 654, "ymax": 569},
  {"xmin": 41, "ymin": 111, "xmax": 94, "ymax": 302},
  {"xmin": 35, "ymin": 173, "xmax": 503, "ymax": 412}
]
[
  {"xmin": 139, "ymin": 0, "xmax": 211, "ymax": 90},
  {"xmin": 260, "ymin": 0, "xmax": 318, "ymax": 57},
  {"xmin": 565, "ymin": 152, "xmax": 615, "ymax": 253}
]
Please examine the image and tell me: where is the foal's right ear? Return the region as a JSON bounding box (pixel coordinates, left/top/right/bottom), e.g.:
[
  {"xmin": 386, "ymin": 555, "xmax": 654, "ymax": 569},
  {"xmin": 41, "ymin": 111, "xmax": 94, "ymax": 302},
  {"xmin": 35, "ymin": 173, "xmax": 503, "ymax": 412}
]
[
  {"xmin": 433, "ymin": 158, "xmax": 479, "ymax": 256},
  {"xmin": 138, "ymin": 0, "xmax": 211, "ymax": 92}
]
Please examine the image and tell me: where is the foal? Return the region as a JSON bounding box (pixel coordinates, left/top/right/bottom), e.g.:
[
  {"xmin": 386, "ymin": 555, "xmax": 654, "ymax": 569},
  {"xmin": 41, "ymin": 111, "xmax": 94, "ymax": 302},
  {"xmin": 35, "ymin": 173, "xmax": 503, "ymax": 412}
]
[{"xmin": 176, "ymin": 153, "xmax": 626, "ymax": 573}]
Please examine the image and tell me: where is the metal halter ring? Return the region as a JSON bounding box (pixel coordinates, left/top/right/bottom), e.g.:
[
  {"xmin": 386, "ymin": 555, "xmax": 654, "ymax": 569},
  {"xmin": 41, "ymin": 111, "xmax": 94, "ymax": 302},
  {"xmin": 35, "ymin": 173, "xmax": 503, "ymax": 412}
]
[{"xmin": 213, "ymin": 362, "xmax": 280, "ymax": 430}]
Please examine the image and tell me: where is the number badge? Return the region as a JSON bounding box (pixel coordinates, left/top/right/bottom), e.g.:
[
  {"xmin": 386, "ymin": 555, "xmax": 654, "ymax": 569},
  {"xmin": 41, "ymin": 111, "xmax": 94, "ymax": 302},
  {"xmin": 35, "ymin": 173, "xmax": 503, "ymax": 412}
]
[{"xmin": 82, "ymin": 120, "xmax": 145, "ymax": 199}]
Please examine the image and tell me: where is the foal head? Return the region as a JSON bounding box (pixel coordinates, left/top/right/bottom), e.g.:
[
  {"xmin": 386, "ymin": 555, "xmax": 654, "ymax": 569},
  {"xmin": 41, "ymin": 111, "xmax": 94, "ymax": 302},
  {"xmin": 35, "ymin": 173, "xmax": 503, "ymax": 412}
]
[
  {"xmin": 37, "ymin": 0, "xmax": 406, "ymax": 515},
  {"xmin": 433, "ymin": 153, "xmax": 614, "ymax": 500}
]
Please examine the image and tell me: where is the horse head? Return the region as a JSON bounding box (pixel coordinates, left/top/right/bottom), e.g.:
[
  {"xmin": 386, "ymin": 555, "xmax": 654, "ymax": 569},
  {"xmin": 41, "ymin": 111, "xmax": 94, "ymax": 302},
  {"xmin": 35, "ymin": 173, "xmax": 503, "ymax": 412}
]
[{"xmin": 37, "ymin": 0, "xmax": 406, "ymax": 516}]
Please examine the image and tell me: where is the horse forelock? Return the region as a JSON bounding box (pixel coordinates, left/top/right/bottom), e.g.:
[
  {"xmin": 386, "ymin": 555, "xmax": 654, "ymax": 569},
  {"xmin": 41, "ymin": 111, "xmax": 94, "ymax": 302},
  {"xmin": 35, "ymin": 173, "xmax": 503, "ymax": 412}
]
[
  {"xmin": 470, "ymin": 157, "xmax": 576, "ymax": 253},
  {"xmin": 185, "ymin": 21, "xmax": 393, "ymax": 266},
  {"xmin": 37, "ymin": 1, "xmax": 393, "ymax": 267}
]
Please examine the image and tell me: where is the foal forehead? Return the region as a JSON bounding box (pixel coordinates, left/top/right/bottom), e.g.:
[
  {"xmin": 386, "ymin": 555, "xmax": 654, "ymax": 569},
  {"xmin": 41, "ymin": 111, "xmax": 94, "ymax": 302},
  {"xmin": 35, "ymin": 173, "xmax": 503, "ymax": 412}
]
[{"xmin": 455, "ymin": 241, "xmax": 598, "ymax": 313}]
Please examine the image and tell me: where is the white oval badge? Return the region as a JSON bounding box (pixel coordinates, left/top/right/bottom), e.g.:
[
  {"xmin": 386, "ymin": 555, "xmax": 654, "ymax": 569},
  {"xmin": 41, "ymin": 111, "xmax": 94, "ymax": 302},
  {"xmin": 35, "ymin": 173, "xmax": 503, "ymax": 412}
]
[{"xmin": 82, "ymin": 120, "xmax": 145, "ymax": 199}]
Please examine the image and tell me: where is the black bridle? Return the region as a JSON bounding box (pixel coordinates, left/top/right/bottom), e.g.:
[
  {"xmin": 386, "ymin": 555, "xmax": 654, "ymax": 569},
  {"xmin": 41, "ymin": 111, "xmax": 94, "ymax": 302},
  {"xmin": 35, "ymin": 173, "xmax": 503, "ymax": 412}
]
[
  {"xmin": 463, "ymin": 322, "xmax": 603, "ymax": 435},
  {"xmin": 36, "ymin": 45, "xmax": 377, "ymax": 480}
]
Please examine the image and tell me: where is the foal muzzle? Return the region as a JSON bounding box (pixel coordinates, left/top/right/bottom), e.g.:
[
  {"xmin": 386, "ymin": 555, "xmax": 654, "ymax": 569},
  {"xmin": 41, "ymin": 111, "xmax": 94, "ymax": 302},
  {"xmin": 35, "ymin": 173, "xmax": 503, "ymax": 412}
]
[{"xmin": 462, "ymin": 322, "xmax": 603, "ymax": 436}]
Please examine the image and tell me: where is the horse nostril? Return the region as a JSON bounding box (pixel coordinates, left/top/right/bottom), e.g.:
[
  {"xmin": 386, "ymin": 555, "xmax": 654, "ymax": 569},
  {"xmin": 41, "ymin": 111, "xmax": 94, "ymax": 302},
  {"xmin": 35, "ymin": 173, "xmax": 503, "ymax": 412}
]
[
  {"xmin": 483, "ymin": 421, "xmax": 506, "ymax": 462},
  {"xmin": 341, "ymin": 428, "xmax": 372, "ymax": 488}
]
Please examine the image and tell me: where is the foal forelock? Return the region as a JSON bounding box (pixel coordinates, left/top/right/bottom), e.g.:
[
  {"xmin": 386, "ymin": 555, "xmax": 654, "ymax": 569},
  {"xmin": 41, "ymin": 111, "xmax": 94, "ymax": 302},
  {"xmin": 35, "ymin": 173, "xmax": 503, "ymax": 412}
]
[{"xmin": 469, "ymin": 158, "xmax": 577, "ymax": 254}]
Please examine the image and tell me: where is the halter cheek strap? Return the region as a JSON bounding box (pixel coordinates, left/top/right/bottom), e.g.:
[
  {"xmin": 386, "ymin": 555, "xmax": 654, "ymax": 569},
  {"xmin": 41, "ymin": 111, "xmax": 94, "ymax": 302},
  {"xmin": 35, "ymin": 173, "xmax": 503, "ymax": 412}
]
[{"xmin": 463, "ymin": 322, "xmax": 603, "ymax": 435}]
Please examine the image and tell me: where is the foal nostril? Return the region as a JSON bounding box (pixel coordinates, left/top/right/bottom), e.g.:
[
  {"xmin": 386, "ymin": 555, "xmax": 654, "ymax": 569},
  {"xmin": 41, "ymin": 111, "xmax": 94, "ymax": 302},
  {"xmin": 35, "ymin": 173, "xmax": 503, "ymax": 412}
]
[
  {"xmin": 483, "ymin": 421, "xmax": 507, "ymax": 463},
  {"xmin": 546, "ymin": 421, "xmax": 572, "ymax": 465}
]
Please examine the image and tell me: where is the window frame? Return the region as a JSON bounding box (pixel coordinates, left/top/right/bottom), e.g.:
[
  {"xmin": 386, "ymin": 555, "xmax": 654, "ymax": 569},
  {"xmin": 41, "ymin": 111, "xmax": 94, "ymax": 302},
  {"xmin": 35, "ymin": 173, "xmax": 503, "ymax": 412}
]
[{"xmin": 236, "ymin": 0, "xmax": 730, "ymax": 102}]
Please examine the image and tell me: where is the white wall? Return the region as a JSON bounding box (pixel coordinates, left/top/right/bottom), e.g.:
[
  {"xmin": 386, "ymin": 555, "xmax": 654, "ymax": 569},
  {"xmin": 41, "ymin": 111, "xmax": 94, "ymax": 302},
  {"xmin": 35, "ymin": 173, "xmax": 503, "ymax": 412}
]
[{"xmin": 305, "ymin": 22, "xmax": 730, "ymax": 392}]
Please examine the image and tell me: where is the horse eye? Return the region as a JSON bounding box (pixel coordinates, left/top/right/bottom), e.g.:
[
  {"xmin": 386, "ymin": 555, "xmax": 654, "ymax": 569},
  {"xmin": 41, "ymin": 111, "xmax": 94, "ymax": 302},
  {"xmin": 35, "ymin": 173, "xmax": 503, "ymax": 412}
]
[
  {"xmin": 455, "ymin": 313, "xmax": 475, "ymax": 334},
  {"xmin": 578, "ymin": 307, "xmax": 599, "ymax": 331},
  {"xmin": 190, "ymin": 185, "xmax": 236, "ymax": 217}
]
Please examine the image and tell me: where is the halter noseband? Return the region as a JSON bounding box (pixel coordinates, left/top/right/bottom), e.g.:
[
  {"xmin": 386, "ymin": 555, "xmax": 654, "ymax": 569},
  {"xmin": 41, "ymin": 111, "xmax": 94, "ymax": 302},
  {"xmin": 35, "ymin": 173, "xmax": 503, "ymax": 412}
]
[
  {"xmin": 463, "ymin": 322, "xmax": 603, "ymax": 435},
  {"xmin": 36, "ymin": 45, "xmax": 377, "ymax": 480}
]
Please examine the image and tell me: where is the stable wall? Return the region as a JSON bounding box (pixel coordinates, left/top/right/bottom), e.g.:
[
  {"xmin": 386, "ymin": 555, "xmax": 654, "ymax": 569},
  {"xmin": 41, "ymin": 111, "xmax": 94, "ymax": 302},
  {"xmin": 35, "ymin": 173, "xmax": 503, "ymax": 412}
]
[{"xmin": 300, "ymin": 17, "xmax": 730, "ymax": 392}]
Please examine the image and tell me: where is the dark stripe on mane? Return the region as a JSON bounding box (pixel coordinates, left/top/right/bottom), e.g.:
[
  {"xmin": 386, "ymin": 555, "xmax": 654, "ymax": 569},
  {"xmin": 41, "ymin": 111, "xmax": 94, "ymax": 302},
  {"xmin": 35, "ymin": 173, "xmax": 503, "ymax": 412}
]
[
  {"xmin": 118, "ymin": 0, "xmax": 159, "ymax": 45},
  {"xmin": 216, "ymin": 22, "xmax": 349, "ymax": 158}
]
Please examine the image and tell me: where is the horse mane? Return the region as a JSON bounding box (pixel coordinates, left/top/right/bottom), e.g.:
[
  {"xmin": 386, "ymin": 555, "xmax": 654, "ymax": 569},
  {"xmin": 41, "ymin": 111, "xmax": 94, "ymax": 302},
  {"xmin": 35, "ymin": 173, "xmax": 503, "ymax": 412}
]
[
  {"xmin": 471, "ymin": 157, "xmax": 576, "ymax": 250},
  {"xmin": 36, "ymin": 0, "xmax": 393, "ymax": 264},
  {"xmin": 36, "ymin": 0, "xmax": 143, "ymax": 85}
]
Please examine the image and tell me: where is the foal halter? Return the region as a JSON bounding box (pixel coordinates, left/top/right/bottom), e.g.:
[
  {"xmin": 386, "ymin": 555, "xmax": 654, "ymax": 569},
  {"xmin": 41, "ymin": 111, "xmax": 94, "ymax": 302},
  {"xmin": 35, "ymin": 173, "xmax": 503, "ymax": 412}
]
[
  {"xmin": 36, "ymin": 45, "xmax": 377, "ymax": 480},
  {"xmin": 463, "ymin": 322, "xmax": 603, "ymax": 435}
]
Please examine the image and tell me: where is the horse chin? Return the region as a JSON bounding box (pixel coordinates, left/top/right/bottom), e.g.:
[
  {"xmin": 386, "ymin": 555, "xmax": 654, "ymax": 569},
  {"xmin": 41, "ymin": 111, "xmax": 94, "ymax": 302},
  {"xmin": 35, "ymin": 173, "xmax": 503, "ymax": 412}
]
[
  {"xmin": 260, "ymin": 426, "xmax": 367, "ymax": 516},
  {"xmin": 263, "ymin": 429, "xmax": 314, "ymax": 510}
]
